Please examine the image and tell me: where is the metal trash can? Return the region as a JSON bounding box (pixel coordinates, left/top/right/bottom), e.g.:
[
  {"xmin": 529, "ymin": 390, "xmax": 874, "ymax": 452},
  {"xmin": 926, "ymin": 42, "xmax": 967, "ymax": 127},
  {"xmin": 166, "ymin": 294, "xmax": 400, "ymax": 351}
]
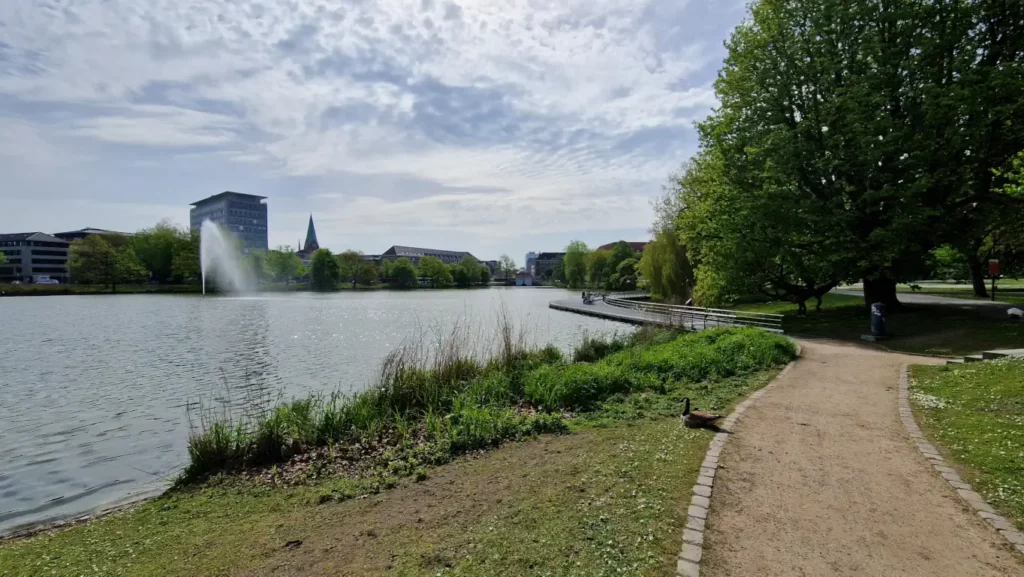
[{"xmin": 870, "ymin": 302, "xmax": 887, "ymax": 337}]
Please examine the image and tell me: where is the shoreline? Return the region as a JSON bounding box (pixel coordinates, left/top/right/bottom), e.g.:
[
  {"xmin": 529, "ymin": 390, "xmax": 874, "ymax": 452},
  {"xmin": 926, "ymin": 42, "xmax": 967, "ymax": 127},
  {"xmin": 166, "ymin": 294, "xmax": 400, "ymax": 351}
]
[{"xmin": 0, "ymin": 327, "xmax": 798, "ymax": 576}]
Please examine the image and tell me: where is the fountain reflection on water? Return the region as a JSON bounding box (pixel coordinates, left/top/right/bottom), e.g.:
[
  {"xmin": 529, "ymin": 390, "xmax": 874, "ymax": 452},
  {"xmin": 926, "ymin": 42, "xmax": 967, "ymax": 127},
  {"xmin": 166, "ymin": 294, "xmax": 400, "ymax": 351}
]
[{"xmin": 199, "ymin": 220, "xmax": 253, "ymax": 295}]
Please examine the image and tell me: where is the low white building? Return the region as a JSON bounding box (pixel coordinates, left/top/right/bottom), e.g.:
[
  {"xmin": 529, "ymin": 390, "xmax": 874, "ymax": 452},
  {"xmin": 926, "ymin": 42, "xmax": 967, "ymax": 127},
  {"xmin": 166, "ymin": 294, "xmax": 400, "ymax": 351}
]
[{"xmin": 515, "ymin": 271, "xmax": 533, "ymax": 286}]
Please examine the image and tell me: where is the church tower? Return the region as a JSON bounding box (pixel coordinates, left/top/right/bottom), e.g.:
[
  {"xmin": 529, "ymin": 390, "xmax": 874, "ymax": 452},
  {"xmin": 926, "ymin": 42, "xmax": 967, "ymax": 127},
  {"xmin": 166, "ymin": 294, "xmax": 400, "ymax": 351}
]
[
  {"xmin": 303, "ymin": 214, "xmax": 319, "ymax": 253},
  {"xmin": 297, "ymin": 214, "xmax": 320, "ymax": 261}
]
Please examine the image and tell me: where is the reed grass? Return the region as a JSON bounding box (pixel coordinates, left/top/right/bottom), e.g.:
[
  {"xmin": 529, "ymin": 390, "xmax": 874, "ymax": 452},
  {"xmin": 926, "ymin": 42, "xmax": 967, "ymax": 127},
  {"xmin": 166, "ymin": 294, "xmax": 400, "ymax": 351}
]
[{"xmin": 182, "ymin": 320, "xmax": 795, "ymax": 484}]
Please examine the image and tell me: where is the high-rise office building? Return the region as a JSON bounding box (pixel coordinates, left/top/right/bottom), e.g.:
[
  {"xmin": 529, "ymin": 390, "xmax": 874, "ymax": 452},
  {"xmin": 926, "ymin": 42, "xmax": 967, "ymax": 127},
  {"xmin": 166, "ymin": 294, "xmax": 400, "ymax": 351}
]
[{"xmin": 190, "ymin": 192, "xmax": 268, "ymax": 253}]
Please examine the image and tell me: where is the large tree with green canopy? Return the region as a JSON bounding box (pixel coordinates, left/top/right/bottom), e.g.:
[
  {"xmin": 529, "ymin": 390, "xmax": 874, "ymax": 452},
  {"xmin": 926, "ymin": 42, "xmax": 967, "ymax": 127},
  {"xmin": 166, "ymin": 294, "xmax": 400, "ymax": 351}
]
[
  {"xmin": 685, "ymin": 0, "xmax": 1024, "ymax": 308},
  {"xmin": 562, "ymin": 241, "xmax": 590, "ymax": 289},
  {"xmin": 309, "ymin": 248, "xmax": 341, "ymax": 291}
]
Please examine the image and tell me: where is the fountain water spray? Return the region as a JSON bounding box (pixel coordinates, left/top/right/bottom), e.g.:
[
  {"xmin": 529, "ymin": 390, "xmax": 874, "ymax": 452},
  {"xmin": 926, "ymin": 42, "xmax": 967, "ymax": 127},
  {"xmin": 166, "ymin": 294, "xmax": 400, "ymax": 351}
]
[{"xmin": 200, "ymin": 220, "xmax": 254, "ymax": 295}]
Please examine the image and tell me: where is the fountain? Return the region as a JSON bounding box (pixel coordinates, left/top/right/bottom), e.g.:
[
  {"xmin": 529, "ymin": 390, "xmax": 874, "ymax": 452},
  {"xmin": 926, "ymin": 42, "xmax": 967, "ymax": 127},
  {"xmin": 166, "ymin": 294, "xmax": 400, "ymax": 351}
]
[{"xmin": 200, "ymin": 220, "xmax": 253, "ymax": 295}]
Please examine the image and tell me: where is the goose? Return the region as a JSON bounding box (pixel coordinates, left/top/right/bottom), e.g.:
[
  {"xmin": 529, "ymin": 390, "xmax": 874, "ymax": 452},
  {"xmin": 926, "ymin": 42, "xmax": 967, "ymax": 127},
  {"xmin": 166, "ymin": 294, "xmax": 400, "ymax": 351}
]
[{"xmin": 682, "ymin": 397, "xmax": 722, "ymax": 429}]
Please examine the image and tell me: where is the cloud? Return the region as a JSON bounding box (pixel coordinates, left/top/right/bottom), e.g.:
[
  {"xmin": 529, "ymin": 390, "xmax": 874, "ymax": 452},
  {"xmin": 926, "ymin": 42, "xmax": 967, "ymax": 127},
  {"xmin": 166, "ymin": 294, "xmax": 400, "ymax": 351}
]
[
  {"xmin": 0, "ymin": 0, "xmax": 743, "ymax": 257},
  {"xmin": 71, "ymin": 105, "xmax": 243, "ymax": 147}
]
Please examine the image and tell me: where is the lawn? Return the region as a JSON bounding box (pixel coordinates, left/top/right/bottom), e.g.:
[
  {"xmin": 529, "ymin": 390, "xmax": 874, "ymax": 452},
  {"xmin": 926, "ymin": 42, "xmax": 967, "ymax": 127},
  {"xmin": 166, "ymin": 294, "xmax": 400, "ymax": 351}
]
[
  {"xmin": 909, "ymin": 361, "xmax": 1024, "ymax": 530},
  {"xmin": 0, "ymin": 412, "xmax": 752, "ymax": 577},
  {"xmin": 0, "ymin": 329, "xmax": 792, "ymax": 577},
  {"xmin": 736, "ymin": 293, "xmax": 1024, "ymax": 356}
]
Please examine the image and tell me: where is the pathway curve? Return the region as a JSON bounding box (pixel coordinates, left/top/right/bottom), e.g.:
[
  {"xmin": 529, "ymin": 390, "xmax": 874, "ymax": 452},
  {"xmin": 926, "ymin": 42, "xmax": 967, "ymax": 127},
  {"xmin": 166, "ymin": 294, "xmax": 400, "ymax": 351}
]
[
  {"xmin": 834, "ymin": 289, "xmax": 1010, "ymax": 308},
  {"xmin": 703, "ymin": 340, "xmax": 1023, "ymax": 576}
]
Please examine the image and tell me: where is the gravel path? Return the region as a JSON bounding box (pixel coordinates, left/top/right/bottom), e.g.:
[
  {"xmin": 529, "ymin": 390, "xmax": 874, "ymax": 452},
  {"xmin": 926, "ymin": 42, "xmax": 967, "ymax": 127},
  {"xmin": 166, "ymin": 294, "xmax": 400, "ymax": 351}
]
[
  {"xmin": 834, "ymin": 289, "xmax": 1010, "ymax": 307},
  {"xmin": 703, "ymin": 340, "xmax": 1024, "ymax": 576}
]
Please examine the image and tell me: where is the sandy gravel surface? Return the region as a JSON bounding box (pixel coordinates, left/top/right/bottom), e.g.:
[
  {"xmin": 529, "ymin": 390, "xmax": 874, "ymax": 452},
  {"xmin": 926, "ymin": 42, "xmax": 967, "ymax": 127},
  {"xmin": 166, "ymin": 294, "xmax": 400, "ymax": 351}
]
[{"xmin": 703, "ymin": 340, "xmax": 1024, "ymax": 576}]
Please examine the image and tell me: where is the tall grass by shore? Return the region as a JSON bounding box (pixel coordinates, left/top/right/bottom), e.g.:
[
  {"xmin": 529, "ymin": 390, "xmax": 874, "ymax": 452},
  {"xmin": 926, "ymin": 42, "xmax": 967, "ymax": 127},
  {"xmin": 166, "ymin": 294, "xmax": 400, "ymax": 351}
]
[{"xmin": 183, "ymin": 320, "xmax": 796, "ymax": 485}]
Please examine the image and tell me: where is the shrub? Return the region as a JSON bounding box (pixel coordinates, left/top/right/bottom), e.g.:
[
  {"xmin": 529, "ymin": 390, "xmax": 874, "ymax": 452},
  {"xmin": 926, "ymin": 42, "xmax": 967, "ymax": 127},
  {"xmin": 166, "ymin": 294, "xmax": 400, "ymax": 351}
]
[
  {"xmin": 181, "ymin": 326, "xmax": 794, "ymax": 484},
  {"xmin": 572, "ymin": 332, "xmax": 629, "ymax": 363}
]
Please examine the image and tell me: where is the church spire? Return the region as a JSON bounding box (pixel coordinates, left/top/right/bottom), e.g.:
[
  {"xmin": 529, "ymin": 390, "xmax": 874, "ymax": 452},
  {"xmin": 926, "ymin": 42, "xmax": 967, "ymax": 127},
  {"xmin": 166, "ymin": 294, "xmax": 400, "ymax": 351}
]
[{"xmin": 303, "ymin": 214, "xmax": 319, "ymax": 252}]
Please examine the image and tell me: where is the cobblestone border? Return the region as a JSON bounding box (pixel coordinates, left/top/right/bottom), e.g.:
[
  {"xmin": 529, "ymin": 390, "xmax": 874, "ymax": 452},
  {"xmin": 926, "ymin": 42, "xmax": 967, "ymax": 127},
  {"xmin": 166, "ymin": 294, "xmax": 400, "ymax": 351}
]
[
  {"xmin": 675, "ymin": 345, "xmax": 801, "ymax": 577},
  {"xmin": 899, "ymin": 365, "xmax": 1024, "ymax": 557}
]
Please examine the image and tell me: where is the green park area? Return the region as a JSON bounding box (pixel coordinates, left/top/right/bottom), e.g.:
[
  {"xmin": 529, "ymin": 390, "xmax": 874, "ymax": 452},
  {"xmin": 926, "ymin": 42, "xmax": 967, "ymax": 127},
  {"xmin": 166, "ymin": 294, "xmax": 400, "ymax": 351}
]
[
  {"xmin": 910, "ymin": 360, "xmax": 1024, "ymax": 531},
  {"xmin": 0, "ymin": 327, "xmax": 795, "ymax": 576},
  {"xmin": 735, "ymin": 293, "xmax": 1024, "ymax": 357}
]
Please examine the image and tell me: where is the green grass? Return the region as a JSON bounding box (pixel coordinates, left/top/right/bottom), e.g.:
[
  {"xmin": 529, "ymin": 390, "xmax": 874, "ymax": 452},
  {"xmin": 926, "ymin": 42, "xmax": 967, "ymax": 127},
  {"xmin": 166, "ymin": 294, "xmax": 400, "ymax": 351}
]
[
  {"xmin": 182, "ymin": 327, "xmax": 794, "ymax": 482},
  {"xmin": 736, "ymin": 292, "xmax": 1024, "ymax": 356},
  {"xmin": 0, "ymin": 284, "xmax": 202, "ymax": 296},
  {"xmin": 910, "ymin": 361, "xmax": 1024, "ymax": 530},
  {"xmin": 0, "ymin": 329, "xmax": 793, "ymax": 577}
]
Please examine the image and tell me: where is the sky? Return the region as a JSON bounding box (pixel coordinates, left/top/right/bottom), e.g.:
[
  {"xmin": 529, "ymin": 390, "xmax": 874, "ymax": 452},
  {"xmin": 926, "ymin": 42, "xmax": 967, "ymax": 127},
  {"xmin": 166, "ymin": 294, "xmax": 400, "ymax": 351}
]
[{"xmin": 0, "ymin": 0, "xmax": 748, "ymax": 262}]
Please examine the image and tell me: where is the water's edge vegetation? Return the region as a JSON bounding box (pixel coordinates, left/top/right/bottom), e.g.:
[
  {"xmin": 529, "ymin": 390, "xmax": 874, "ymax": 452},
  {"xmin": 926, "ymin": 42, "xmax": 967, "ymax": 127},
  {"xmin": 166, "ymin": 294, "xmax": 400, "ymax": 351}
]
[
  {"xmin": 181, "ymin": 321, "xmax": 797, "ymax": 490},
  {"xmin": 0, "ymin": 325, "xmax": 795, "ymax": 576}
]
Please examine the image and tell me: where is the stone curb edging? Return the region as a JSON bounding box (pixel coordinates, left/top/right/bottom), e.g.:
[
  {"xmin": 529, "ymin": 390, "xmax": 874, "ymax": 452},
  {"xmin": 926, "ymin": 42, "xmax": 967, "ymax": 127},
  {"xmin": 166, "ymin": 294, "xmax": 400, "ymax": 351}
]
[
  {"xmin": 898, "ymin": 365, "xmax": 1024, "ymax": 557},
  {"xmin": 674, "ymin": 343, "xmax": 802, "ymax": 577}
]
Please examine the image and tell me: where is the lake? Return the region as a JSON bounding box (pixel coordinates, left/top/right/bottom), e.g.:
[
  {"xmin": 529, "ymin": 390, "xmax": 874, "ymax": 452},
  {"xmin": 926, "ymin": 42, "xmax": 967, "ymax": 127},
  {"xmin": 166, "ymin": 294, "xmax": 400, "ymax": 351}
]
[{"xmin": 0, "ymin": 288, "xmax": 628, "ymax": 535}]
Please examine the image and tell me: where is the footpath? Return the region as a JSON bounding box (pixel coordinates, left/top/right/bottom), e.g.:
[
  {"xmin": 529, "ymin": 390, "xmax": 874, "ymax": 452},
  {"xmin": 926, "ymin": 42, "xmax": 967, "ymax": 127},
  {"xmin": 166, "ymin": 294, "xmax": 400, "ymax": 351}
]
[{"xmin": 703, "ymin": 340, "xmax": 1024, "ymax": 576}]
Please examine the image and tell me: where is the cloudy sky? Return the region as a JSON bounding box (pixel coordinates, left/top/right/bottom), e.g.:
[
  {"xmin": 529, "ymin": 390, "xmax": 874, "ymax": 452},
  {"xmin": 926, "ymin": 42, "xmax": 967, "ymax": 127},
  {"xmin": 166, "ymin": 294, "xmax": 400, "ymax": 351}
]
[{"xmin": 0, "ymin": 0, "xmax": 746, "ymax": 261}]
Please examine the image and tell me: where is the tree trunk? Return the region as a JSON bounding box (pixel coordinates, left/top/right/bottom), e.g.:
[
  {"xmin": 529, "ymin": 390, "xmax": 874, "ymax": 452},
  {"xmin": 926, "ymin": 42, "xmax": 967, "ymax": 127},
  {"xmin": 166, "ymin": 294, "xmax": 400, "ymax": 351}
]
[
  {"xmin": 862, "ymin": 277, "xmax": 900, "ymax": 309},
  {"xmin": 965, "ymin": 253, "xmax": 989, "ymax": 298}
]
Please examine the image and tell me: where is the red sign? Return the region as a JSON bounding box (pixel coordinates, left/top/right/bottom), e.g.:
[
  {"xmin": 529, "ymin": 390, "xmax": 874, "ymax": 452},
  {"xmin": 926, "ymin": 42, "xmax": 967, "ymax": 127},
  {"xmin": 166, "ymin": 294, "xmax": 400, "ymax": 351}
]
[{"xmin": 989, "ymin": 259, "xmax": 1000, "ymax": 276}]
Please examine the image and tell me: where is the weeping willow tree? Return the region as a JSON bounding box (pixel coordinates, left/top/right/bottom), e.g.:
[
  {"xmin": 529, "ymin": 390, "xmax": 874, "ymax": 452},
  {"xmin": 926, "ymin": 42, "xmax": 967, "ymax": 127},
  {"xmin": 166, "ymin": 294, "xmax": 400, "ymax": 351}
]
[{"xmin": 639, "ymin": 174, "xmax": 694, "ymax": 303}]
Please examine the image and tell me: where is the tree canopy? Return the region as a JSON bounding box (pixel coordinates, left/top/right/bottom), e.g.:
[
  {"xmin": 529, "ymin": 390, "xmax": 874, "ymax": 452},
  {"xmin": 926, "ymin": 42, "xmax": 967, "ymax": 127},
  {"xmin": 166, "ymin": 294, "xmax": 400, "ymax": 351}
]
[
  {"xmin": 417, "ymin": 256, "xmax": 454, "ymax": 287},
  {"xmin": 309, "ymin": 248, "xmax": 341, "ymax": 291},
  {"xmin": 337, "ymin": 250, "xmax": 378, "ymax": 288},
  {"xmin": 386, "ymin": 257, "xmax": 419, "ymax": 289},
  {"xmin": 69, "ymin": 235, "xmax": 148, "ymax": 292},
  {"xmin": 499, "ymin": 254, "xmax": 517, "ymax": 280},
  {"xmin": 563, "ymin": 241, "xmax": 590, "ymax": 289},
  {"xmin": 679, "ymin": 0, "xmax": 1024, "ymax": 308}
]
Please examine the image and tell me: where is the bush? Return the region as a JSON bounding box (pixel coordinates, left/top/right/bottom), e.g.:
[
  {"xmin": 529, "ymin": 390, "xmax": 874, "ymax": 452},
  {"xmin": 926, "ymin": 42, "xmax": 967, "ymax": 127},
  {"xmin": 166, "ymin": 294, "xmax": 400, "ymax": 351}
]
[{"xmin": 572, "ymin": 332, "xmax": 629, "ymax": 363}]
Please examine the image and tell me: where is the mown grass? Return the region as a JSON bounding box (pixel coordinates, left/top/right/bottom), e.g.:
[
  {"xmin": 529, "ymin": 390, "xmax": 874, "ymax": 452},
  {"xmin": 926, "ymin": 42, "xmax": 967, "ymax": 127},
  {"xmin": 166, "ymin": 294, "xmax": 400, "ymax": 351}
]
[
  {"xmin": 737, "ymin": 292, "xmax": 1024, "ymax": 356},
  {"xmin": 910, "ymin": 361, "xmax": 1024, "ymax": 530},
  {"xmin": 0, "ymin": 343, "xmax": 785, "ymax": 577}
]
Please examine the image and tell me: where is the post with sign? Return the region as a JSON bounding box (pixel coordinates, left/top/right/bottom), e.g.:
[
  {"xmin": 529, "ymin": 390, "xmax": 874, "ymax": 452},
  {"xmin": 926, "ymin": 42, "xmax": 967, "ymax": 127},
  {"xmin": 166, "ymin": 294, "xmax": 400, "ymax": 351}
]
[{"xmin": 989, "ymin": 260, "xmax": 1000, "ymax": 302}]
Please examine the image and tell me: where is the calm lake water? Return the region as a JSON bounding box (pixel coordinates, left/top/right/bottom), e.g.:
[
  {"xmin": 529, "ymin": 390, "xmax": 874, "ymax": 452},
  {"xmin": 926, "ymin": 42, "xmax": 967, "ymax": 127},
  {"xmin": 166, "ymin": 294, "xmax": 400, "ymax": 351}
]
[{"xmin": 0, "ymin": 288, "xmax": 628, "ymax": 535}]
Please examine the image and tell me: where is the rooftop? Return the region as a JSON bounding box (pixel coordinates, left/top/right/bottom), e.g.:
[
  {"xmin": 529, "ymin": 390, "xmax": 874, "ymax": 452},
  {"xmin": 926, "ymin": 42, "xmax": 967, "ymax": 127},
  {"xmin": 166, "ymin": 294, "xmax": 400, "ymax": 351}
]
[
  {"xmin": 54, "ymin": 227, "xmax": 133, "ymax": 237},
  {"xmin": 0, "ymin": 232, "xmax": 70, "ymax": 244},
  {"xmin": 190, "ymin": 191, "xmax": 267, "ymax": 207},
  {"xmin": 536, "ymin": 252, "xmax": 566, "ymax": 260},
  {"xmin": 382, "ymin": 245, "xmax": 477, "ymax": 259}
]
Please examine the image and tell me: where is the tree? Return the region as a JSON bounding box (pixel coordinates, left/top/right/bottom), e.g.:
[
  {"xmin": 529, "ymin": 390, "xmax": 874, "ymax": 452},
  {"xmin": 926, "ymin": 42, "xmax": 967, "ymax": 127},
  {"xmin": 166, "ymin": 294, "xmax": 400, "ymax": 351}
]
[
  {"xmin": 309, "ymin": 248, "xmax": 341, "ymax": 291},
  {"xmin": 640, "ymin": 181, "xmax": 694, "ymax": 302},
  {"xmin": 246, "ymin": 250, "xmax": 269, "ymax": 284},
  {"xmin": 610, "ymin": 257, "xmax": 639, "ymax": 290},
  {"xmin": 69, "ymin": 235, "xmax": 147, "ymax": 292},
  {"xmin": 698, "ymin": 0, "xmax": 1024, "ymax": 308},
  {"xmin": 115, "ymin": 246, "xmax": 149, "ymax": 290},
  {"xmin": 452, "ymin": 255, "xmax": 483, "ymax": 287},
  {"xmin": 562, "ymin": 240, "xmax": 590, "ymax": 289},
  {"xmin": 387, "ymin": 257, "xmax": 419, "ymax": 289},
  {"xmin": 499, "ymin": 254, "xmax": 517, "ymax": 281},
  {"xmin": 267, "ymin": 246, "xmax": 304, "ymax": 282},
  {"xmin": 337, "ymin": 250, "xmax": 379, "ymax": 289},
  {"xmin": 171, "ymin": 230, "xmax": 201, "ymax": 282},
  {"xmin": 478, "ymin": 264, "xmax": 491, "ymax": 285},
  {"xmin": 586, "ymin": 249, "xmax": 612, "ymax": 287},
  {"xmin": 417, "ymin": 256, "xmax": 453, "ymax": 287},
  {"xmin": 131, "ymin": 220, "xmax": 182, "ymax": 283}
]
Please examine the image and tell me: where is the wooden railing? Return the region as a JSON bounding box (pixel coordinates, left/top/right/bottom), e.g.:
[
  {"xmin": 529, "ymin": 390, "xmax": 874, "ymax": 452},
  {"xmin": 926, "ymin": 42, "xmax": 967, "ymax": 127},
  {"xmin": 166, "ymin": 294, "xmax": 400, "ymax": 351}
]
[{"xmin": 602, "ymin": 292, "xmax": 784, "ymax": 333}]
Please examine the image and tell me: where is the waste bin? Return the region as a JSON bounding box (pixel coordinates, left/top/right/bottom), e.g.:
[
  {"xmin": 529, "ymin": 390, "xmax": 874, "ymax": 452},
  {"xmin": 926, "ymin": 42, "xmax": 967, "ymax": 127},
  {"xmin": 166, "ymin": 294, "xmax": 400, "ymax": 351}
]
[{"xmin": 870, "ymin": 302, "xmax": 887, "ymax": 337}]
